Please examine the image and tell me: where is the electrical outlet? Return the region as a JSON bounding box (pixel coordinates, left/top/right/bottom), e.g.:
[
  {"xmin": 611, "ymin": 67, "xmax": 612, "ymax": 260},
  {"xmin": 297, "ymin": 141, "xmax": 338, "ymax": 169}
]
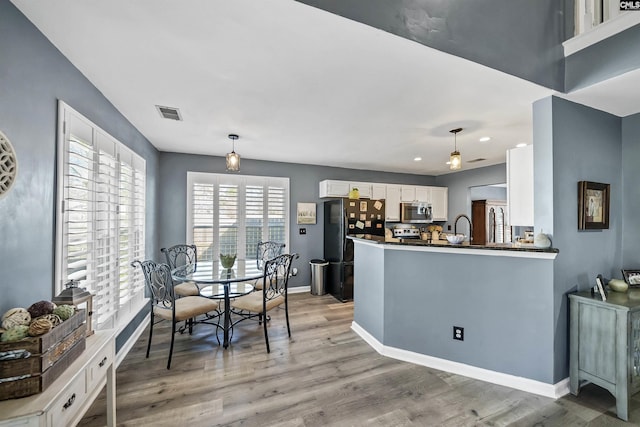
[
  {"xmin": 447, "ymin": 224, "xmax": 452, "ymax": 231},
  {"xmin": 453, "ymin": 326, "xmax": 464, "ymax": 341},
  {"xmin": 299, "ymin": 228, "xmax": 306, "ymax": 235}
]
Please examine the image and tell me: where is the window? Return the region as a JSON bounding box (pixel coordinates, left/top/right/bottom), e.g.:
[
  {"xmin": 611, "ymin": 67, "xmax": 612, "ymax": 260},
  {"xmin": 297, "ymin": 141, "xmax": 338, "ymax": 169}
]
[
  {"xmin": 55, "ymin": 101, "xmax": 146, "ymax": 331},
  {"xmin": 187, "ymin": 172, "xmax": 289, "ymax": 274}
]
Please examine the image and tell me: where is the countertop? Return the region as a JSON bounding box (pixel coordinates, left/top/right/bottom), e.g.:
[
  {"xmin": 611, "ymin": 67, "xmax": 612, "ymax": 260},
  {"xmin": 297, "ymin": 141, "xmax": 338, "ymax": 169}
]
[{"xmin": 348, "ymin": 234, "xmax": 559, "ymax": 254}]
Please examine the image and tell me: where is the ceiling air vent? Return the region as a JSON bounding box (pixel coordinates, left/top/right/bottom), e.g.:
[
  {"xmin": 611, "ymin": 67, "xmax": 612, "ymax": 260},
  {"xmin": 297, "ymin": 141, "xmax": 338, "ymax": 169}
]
[
  {"xmin": 156, "ymin": 105, "xmax": 182, "ymax": 121},
  {"xmin": 467, "ymin": 158, "xmax": 486, "ymax": 163}
]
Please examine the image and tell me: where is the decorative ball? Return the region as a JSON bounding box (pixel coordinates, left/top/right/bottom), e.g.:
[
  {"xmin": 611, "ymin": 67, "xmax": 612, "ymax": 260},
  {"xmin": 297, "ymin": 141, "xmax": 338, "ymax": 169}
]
[
  {"xmin": 28, "ymin": 318, "xmax": 53, "ymax": 336},
  {"xmin": 36, "ymin": 314, "xmax": 62, "ymax": 328},
  {"xmin": 1, "ymin": 325, "xmax": 29, "ymax": 342},
  {"xmin": 53, "ymin": 305, "xmax": 76, "ymax": 321},
  {"xmin": 1, "ymin": 308, "xmax": 31, "ymax": 330},
  {"xmin": 27, "ymin": 300, "xmax": 56, "ymax": 319}
]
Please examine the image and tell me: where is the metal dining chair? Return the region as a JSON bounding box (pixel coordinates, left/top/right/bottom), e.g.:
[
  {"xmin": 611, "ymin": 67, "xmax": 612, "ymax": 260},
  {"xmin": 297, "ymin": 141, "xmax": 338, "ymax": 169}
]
[
  {"xmin": 131, "ymin": 260, "xmax": 220, "ymax": 369},
  {"xmin": 231, "ymin": 253, "xmax": 298, "ymax": 353}
]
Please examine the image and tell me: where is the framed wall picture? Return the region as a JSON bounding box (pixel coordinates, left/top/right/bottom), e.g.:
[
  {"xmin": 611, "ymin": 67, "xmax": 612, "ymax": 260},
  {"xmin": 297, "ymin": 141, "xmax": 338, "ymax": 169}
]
[
  {"xmin": 622, "ymin": 269, "xmax": 640, "ymax": 287},
  {"xmin": 578, "ymin": 181, "xmax": 610, "ymax": 230},
  {"xmin": 296, "ymin": 202, "xmax": 316, "ymax": 224}
]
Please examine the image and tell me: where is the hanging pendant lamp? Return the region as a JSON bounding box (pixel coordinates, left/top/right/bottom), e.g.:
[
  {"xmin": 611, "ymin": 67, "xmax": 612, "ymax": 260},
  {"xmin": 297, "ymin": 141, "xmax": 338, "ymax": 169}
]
[
  {"xmin": 449, "ymin": 128, "xmax": 462, "ymax": 171},
  {"xmin": 226, "ymin": 134, "xmax": 240, "ymax": 172}
]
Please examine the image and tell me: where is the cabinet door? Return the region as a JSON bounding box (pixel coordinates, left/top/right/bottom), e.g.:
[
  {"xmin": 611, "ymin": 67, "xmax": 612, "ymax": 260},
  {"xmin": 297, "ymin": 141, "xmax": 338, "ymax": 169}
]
[
  {"xmin": 430, "ymin": 187, "xmax": 448, "ymax": 221},
  {"xmin": 507, "ymin": 146, "xmax": 533, "ymax": 226},
  {"xmin": 319, "ymin": 180, "xmax": 349, "ymax": 198},
  {"xmin": 401, "ymin": 186, "xmax": 416, "ymax": 202},
  {"xmin": 385, "ymin": 185, "xmax": 401, "ymax": 221},
  {"xmin": 415, "ymin": 187, "xmax": 431, "ymax": 202},
  {"xmin": 371, "ymin": 184, "xmax": 386, "ymax": 200},
  {"xmin": 350, "ymin": 182, "xmax": 371, "ymax": 199}
]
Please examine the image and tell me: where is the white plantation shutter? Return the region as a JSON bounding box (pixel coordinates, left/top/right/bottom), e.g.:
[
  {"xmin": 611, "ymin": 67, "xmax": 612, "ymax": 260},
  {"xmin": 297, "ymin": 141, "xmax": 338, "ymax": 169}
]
[
  {"xmin": 56, "ymin": 101, "xmax": 145, "ymax": 331},
  {"xmin": 187, "ymin": 173, "xmax": 289, "ymax": 272}
]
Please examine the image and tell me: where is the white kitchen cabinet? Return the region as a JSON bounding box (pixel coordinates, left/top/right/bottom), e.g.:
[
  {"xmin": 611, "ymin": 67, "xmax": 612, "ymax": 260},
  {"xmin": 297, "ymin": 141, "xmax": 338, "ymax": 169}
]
[
  {"xmin": 319, "ymin": 180, "xmax": 350, "ymax": 198},
  {"xmin": 350, "ymin": 182, "xmax": 372, "ymax": 199},
  {"xmin": 430, "ymin": 186, "xmax": 448, "ymax": 221},
  {"xmin": 371, "ymin": 184, "xmax": 386, "ymax": 200},
  {"xmin": 385, "ymin": 185, "xmax": 402, "ymax": 221},
  {"xmin": 415, "ymin": 187, "xmax": 430, "ymax": 202},
  {"xmin": 401, "ymin": 186, "xmax": 416, "ymax": 202},
  {"xmin": 507, "ymin": 145, "xmax": 534, "ymax": 226}
]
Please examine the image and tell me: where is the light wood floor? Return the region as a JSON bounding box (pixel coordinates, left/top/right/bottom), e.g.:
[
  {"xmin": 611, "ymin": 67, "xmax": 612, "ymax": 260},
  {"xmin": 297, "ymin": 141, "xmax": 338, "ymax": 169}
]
[{"xmin": 79, "ymin": 293, "xmax": 640, "ymax": 426}]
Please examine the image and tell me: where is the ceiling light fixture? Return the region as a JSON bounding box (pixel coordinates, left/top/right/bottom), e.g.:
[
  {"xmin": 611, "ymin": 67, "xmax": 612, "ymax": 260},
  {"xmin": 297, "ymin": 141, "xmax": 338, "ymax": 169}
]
[
  {"xmin": 226, "ymin": 134, "xmax": 240, "ymax": 172},
  {"xmin": 516, "ymin": 143, "xmax": 527, "ymax": 148},
  {"xmin": 414, "ymin": 157, "xmax": 422, "ymax": 161},
  {"xmin": 479, "ymin": 136, "xmax": 491, "ymax": 142},
  {"xmin": 449, "ymin": 127, "xmax": 463, "ymax": 171}
]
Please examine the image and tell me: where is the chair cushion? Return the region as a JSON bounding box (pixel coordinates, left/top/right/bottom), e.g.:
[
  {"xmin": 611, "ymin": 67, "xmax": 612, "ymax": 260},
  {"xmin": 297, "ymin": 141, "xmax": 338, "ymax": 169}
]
[
  {"xmin": 231, "ymin": 292, "xmax": 284, "ymax": 313},
  {"xmin": 174, "ymin": 281, "xmax": 200, "ymax": 296},
  {"xmin": 154, "ymin": 296, "xmax": 219, "ymax": 322}
]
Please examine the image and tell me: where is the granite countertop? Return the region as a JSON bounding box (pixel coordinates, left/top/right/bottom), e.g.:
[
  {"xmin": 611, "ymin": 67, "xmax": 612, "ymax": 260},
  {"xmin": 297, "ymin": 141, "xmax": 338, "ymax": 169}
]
[{"xmin": 348, "ymin": 234, "xmax": 559, "ymax": 253}]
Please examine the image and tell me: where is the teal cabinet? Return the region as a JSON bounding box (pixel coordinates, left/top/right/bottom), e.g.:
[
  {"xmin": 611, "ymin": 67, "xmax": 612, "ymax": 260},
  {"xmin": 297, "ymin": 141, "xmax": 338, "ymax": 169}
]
[{"xmin": 569, "ymin": 291, "xmax": 640, "ymax": 420}]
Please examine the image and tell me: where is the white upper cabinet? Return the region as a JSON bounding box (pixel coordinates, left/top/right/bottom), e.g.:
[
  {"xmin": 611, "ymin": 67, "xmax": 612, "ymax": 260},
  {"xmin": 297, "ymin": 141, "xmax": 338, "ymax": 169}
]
[
  {"xmin": 350, "ymin": 182, "xmax": 372, "ymax": 199},
  {"xmin": 401, "ymin": 186, "xmax": 416, "ymax": 202},
  {"xmin": 319, "ymin": 180, "xmax": 447, "ymax": 221},
  {"xmin": 385, "ymin": 185, "xmax": 402, "ymax": 222},
  {"xmin": 430, "ymin": 186, "xmax": 448, "ymax": 221},
  {"xmin": 371, "ymin": 184, "xmax": 386, "ymax": 200},
  {"xmin": 319, "ymin": 180, "xmax": 350, "ymax": 198},
  {"xmin": 507, "ymin": 145, "xmax": 534, "ymax": 226},
  {"xmin": 415, "ymin": 187, "xmax": 431, "ymax": 203}
]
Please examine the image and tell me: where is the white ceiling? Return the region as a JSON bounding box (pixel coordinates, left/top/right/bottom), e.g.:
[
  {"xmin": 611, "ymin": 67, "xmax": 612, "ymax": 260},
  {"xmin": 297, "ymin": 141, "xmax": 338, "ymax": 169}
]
[{"xmin": 11, "ymin": 0, "xmax": 635, "ymax": 176}]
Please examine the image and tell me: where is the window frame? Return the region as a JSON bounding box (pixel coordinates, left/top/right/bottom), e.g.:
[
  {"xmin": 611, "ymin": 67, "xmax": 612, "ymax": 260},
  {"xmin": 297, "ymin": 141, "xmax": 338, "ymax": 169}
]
[
  {"xmin": 55, "ymin": 101, "xmax": 146, "ymax": 332},
  {"xmin": 186, "ymin": 172, "xmax": 290, "ymax": 272}
]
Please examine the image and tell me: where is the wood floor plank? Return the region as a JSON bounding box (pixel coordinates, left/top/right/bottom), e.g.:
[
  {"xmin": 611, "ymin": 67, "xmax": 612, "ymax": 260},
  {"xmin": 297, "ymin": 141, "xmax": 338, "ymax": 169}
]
[{"xmin": 79, "ymin": 293, "xmax": 639, "ymax": 426}]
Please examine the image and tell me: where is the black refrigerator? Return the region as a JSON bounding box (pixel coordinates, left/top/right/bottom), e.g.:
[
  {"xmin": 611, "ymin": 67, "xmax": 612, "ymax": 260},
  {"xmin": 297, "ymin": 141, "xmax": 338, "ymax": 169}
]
[{"xmin": 324, "ymin": 198, "xmax": 386, "ymax": 301}]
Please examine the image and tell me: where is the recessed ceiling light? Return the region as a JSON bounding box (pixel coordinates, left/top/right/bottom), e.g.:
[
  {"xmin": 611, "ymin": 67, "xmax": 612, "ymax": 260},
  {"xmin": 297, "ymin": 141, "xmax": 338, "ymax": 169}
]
[
  {"xmin": 445, "ymin": 161, "xmax": 451, "ymax": 165},
  {"xmin": 414, "ymin": 157, "xmax": 422, "ymax": 161},
  {"xmin": 516, "ymin": 143, "xmax": 527, "ymax": 148},
  {"xmin": 479, "ymin": 136, "xmax": 491, "ymax": 142}
]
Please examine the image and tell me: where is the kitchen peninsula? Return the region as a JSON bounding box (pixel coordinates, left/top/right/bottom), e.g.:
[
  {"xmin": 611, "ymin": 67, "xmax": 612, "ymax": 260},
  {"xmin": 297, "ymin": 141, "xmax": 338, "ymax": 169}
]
[{"xmin": 349, "ymin": 235, "xmax": 562, "ymax": 398}]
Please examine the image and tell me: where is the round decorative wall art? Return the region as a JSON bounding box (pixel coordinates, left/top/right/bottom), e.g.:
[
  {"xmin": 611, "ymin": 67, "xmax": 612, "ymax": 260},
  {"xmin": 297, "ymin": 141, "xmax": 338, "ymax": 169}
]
[{"xmin": 0, "ymin": 130, "xmax": 18, "ymax": 198}]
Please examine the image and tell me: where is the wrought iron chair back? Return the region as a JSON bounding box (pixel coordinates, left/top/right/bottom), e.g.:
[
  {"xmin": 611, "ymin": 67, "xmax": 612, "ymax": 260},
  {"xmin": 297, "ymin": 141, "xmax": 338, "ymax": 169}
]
[
  {"xmin": 262, "ymin": 253, "xmax": 296, "ymax": 303},
  {"xmin": 133, "ymin": 260, "xmax": 176, "ymax": 312},
  {"xmin": 161, "ymin": 244, "xmax": 197, "ymax": 270},
  {"xmin": 256, "ymin": 241, "xmax": 286, "ymax": 270}
]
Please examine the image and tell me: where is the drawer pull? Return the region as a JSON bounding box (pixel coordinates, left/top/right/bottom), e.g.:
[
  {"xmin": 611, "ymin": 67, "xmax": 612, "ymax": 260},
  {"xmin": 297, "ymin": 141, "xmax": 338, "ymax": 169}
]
[
  {"xmin": 63, "ymin": 393, "xmax": 76, "ymax": 410},
  {"xmin": 99, "ymin": 356, "xmax": 108, "ymax": 367}
]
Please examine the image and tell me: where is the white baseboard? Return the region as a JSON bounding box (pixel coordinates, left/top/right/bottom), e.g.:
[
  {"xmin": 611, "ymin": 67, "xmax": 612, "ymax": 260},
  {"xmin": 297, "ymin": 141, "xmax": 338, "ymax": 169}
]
[
  {"xmin": 116, "ymin": 311, "xmax": 150, "ymax": 368},
  {"xmin": 351, "ymin": 321, "xmax": 569, "ymax": 399},
  {"xmin": 289, "ymin": 285, "xmax": 311, "ymax": 294}
]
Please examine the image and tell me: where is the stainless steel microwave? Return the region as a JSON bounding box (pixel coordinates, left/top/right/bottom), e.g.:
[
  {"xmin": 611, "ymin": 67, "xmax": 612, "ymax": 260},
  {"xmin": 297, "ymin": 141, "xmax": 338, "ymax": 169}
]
[{"xmin": 400, "ymin": 202, "xmax": 433, "ymax": 223}]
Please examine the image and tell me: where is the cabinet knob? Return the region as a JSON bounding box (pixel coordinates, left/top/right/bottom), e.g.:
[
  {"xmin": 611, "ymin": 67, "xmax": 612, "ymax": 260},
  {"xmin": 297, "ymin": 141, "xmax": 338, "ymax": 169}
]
[{"xmin": 99, "ymin": 356, "xmax": 108, "ymax": 367}]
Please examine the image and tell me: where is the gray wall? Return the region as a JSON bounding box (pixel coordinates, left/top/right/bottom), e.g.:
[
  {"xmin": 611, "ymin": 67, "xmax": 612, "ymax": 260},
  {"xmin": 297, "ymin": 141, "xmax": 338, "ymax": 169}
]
[
  {"xmin": 622, "ymin": 113, "xmax": 640, "ymax": 267},
  {"xmin": 434, "ymin": 164, "xmax": 506, "ymax": 236},
  {"xmin": 158, "ymin": 151, "xmax": 436, "ymax": 288},
  {"xmin": 469, "ymin": 185, "xmax": 506, "ymax": 202},
  {"xmin": 533, "ymin": 96, "xmax": 624, "ymax": 382},
  {"xmin": 296, "ymin": 0, "xmax": 572, "ymax": 90},
  {"xmin": 0, "ymin": 3, "xmax": 159, "ymax": 320},
  {"xmin": 565, "ymin": 23, "xmax": 640, "ymax": 91},
  {"xmin": 354, "ymin": 242, "xmax": 556, "ymax": 383}
]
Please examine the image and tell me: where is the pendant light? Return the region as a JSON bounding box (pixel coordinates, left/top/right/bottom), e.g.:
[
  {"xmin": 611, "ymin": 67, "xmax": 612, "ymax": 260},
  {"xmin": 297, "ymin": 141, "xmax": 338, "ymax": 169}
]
[
  {"xmin": 449, "ymin": 127, "xmax": 462, "ymax": 171},
  {"xmin": 226, "ymin": 134, "xmax": 240, "ymax": 172}
]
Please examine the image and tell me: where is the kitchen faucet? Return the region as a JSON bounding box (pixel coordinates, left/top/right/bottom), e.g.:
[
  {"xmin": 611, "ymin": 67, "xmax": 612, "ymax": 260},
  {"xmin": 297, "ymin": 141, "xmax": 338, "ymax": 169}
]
[{"xmin": 453, "ymin": 214, "xmax": 473, "ymax": 243}]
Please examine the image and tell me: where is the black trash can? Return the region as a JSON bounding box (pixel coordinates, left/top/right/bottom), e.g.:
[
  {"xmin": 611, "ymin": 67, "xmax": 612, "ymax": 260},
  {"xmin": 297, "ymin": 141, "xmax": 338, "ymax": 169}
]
[{"xmin": 309, "ymin": 259, "xmax": 329, "ymax": 296}]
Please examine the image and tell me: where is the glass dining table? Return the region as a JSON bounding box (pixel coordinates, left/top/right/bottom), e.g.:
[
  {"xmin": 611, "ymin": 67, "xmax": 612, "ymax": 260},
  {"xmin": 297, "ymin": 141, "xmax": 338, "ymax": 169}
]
[{"xmin": 172, "ymin": 261, "xmax": 263, "ymax": 348}]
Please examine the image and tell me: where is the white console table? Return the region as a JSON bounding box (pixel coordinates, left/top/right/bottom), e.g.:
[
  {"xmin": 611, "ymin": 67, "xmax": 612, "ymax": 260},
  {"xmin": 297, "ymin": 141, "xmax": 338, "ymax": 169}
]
[{"xmin": 0, "ymin": 330, "xmax": 116, "ymax": 427}]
